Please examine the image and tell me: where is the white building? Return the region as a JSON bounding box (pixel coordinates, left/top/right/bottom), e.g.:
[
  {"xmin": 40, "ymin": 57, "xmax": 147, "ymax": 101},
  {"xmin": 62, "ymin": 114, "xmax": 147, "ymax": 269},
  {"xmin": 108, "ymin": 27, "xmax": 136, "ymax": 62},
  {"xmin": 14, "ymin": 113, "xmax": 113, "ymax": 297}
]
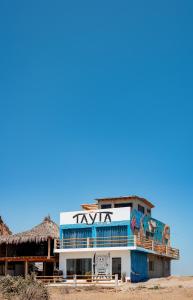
[{"xmin": 55, "ymin": 196, "xmax": 179, "ymax": 282}]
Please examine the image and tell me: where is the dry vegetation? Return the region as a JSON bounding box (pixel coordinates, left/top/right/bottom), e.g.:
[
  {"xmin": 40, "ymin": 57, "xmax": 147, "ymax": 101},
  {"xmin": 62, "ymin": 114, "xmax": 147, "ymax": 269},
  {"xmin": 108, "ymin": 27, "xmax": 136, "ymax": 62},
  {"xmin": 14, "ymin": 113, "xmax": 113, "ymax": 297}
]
[
  {"xmin": 0, "ymin": 276, "xmax": 193, "ymax": 300},
  {"xmin": 0, "ymin": 275, "xmax": 49, "ymax": 300}
]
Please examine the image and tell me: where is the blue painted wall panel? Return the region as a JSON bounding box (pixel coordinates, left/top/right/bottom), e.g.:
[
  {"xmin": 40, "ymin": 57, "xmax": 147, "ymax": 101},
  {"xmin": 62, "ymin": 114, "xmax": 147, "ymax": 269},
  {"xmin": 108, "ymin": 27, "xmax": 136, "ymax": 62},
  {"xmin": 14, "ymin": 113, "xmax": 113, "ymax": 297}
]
[
  {"xmin": 96, "ymin": 225, "xmax": 128, "ymax": 247},
  {"xmin": 62, "ymin": 228, "xmax": 92, "ymax": 239},
  {"xmin": 131, "ymin": 251, "xmax": 148, "ymax": 282},
  {"xmin": 60, "ymin": 220, "xmax": 131, "ymax": 242},
  {"xmin": 62, "ymin": 228, "xmax": 92, "ymax": 248}
]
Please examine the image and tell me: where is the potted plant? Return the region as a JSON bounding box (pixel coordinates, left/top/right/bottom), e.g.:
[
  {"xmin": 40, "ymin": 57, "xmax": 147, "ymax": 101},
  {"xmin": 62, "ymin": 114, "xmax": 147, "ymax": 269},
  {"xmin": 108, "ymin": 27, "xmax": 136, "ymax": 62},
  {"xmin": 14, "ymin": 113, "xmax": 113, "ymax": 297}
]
[
  {"xmin": 85, "ymin": 271, "xmax": 92, "ymax": 282},
  {"xmin": 121, "ymin": 272, "xmax": 126, "ymax": 283}
]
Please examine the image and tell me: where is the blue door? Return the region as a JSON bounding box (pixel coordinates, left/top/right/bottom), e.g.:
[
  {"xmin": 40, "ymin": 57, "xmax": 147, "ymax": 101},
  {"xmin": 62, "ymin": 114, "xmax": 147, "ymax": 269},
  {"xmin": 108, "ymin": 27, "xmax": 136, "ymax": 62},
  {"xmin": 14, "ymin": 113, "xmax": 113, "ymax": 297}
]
[{"xmin": 131, "ymin": 251, "xmax": 148, "ymax": 282}]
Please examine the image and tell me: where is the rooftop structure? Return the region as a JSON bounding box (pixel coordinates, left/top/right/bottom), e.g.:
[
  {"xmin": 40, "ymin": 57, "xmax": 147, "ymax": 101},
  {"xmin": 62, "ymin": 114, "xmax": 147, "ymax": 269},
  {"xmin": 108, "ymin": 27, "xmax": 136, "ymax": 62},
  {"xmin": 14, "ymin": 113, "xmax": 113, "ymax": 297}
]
[
  {"xmin": 96, "ymin": 195, "xmax": 154, "ymax": 208},
  {"xmin": 0, "ymin": 216, "xmax": 12, "ymax": 236},
  {"xmin": 82, "ymin": 195, "xmax": 154, "ymax": 216}
]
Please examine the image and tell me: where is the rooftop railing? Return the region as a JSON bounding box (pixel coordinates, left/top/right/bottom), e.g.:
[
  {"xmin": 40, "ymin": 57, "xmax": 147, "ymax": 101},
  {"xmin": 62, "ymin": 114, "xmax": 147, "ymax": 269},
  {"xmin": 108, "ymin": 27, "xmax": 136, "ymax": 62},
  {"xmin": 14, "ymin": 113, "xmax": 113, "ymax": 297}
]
[
  {"xmin": 54, "ymin": 235, "xmax": 179, "ymax": 260},
  {"xmin": 56, "ymin": 236, "xmax": 135, "ymax": 249}
]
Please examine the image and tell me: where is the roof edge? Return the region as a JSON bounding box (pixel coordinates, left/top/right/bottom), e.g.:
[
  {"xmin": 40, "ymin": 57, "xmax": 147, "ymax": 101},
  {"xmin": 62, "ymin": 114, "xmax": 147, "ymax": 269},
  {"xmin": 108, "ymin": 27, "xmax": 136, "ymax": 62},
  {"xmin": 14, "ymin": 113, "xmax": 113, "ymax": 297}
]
[{"xmin": 95, "ymin": 195, "xmax": 155, "ymax": 208}]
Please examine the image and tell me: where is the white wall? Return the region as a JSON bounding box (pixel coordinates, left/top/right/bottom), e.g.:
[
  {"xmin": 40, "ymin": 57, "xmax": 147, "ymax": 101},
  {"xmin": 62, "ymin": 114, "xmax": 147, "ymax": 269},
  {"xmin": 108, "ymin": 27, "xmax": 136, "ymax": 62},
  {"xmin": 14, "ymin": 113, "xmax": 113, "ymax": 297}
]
[
  {"xmin": 98, "ymin": 199, "xmax": 151, "ymax": 216},
  {"xmin": 59, "ymin": 250, "xmax": 131, "ymax": 279},
  {"xmin": 60, "ymin": 207, "xmax": 130, "ymax": 226}
]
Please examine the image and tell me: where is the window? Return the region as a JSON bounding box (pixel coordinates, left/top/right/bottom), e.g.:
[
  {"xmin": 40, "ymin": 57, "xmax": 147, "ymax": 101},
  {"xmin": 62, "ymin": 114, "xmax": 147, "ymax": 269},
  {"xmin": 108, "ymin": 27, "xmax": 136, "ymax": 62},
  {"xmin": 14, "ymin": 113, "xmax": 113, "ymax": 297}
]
[
  {"xmin": 114, "ymin": 203, "xmax": 133, "ymax": 208},
  {"xmin": 101, "ymin": 204, "xmax": 112, "ymax": 209},
  {"xmin": 138, "ymin": 205, "xmax": 145, "ymax": 214},
  {"xmin": 149, "ymin": 261, "xmax": 154, "ymax": 272},
  {"xmin": 147, "ymin": 208, "xmax": 151, "ymax": 215},
  {"xmin": 96, "ymin": 226, "xmax": 128, "ymax": 247},
  {"xmin": 67, "ymin": 259, "xmax": 92, "ymax": 276},
  {"xmin": 63, "ymin": 228, "xmax": 92, "ymax": 248}
]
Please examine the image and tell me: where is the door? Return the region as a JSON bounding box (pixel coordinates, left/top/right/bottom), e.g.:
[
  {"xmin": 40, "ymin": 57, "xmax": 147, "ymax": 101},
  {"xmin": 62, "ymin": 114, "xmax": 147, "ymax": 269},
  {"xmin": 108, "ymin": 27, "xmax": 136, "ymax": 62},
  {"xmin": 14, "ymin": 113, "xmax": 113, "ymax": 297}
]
[
  {"xmin": 95, "ymin": 255, "xmax": 110, "ymax": 275},
  {"xmin": 131, "ymin": 251, "xmax": 148, "ymax": 282},
  {"xmin": 112, "ymin": 257, "xmax": 121, "ymax": 279}
]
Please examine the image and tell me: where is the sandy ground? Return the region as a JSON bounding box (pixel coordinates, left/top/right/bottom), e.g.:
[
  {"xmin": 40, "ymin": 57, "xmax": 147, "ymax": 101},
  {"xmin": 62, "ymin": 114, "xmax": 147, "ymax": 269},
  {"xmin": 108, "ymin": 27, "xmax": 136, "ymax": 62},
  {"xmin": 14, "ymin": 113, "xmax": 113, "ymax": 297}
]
[{"xmin": 48, "ymin": 276, "xmax": 193, "ymax": 300}]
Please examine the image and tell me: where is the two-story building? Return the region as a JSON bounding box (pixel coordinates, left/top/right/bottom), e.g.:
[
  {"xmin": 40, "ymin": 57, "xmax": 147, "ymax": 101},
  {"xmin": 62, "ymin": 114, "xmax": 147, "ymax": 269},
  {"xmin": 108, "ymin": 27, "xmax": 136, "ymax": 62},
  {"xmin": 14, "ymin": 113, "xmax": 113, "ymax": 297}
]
[{"xmin": 54, "ymin": 196, "xmax": 179, "ymax": 282}]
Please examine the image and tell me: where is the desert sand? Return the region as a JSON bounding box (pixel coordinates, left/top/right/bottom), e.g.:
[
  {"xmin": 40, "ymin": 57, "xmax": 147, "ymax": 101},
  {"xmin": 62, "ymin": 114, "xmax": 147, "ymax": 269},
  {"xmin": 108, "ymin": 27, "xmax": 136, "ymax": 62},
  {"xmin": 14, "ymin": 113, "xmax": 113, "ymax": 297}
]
[{"xmin": 49, "ymin": 276, "xmax": 193, "ymax": 300}]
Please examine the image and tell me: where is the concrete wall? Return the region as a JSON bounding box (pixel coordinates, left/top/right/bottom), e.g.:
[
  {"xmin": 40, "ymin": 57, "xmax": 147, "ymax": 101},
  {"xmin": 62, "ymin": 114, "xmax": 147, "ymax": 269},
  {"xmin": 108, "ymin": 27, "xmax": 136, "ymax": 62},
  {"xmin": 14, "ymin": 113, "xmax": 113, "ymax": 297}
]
[
  {"xmin": 98, "ymin": 199, "xmax": 151, "ymax": 215},
  {"xmin": 60, "ymin": 207, "xmax": 131, "ymax": 226},
  {"xmin": 59, "ymin": 250, "xmax": 171, "ymax": 282},
  {"xmin": 148, "ymin": 254, "xmax": 171, "ymax": 278},
  {"xmin": 59, "ymin": 250, "xmax": 131, "ymax": 279}
]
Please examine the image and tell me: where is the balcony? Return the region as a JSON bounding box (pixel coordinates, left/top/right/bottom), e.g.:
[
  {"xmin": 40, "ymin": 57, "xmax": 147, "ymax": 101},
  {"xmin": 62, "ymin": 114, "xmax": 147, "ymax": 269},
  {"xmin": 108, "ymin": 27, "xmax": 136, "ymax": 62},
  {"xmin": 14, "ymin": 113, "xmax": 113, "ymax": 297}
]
[{"xmin": 54, "ymin": 235, "xmax": 179, "ymax": 260}]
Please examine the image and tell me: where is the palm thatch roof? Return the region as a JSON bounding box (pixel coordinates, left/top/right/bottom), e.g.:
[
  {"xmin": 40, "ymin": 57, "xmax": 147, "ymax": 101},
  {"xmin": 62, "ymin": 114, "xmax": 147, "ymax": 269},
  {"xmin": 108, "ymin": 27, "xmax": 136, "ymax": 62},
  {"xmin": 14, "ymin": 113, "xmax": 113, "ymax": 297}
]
[
  {"xmin": 0, "ymin": 216, "xmax": 12, "ymax": 236},
  {"xmin": 0, "ymin": 216, "xmax": 59, "ymax": 245}
]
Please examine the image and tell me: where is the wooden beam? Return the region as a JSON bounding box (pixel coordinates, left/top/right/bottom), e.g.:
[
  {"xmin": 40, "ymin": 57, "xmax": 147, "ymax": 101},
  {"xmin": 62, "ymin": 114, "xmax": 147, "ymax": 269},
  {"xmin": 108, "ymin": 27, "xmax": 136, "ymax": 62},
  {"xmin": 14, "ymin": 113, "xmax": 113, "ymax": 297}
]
[
  {"xmin": 0, "ymin": 256, "xmax": 56, "ymax": 262},
  {"xmin": 47, "ymin": 238, "xmax": 51, "ymax": 259}
]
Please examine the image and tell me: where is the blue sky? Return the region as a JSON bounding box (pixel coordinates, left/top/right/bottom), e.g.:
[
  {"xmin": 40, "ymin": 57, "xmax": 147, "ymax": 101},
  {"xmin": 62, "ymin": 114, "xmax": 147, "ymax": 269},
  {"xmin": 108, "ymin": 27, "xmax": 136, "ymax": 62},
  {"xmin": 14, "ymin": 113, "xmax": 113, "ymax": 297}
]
[{"xmin": 0, "ymin": 1, "xmax": 193, "ymax": 275}]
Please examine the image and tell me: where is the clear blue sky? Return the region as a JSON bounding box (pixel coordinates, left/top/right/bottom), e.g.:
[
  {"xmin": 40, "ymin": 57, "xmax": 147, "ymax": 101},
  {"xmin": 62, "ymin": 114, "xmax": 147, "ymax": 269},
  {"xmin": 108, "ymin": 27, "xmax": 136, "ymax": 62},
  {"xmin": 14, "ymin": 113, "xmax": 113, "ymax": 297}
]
[{"xmin": 0, "ymin": 0, "xmax": 193, "ymax": 275}]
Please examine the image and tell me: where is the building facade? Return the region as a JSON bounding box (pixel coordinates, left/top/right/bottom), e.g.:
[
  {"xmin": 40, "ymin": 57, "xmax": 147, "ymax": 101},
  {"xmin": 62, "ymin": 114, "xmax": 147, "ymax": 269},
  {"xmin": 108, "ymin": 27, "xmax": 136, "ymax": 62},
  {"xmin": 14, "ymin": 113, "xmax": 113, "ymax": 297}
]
[{"xmin": 55, "ymin": 196, "xmax": 179, "ymax": 282}]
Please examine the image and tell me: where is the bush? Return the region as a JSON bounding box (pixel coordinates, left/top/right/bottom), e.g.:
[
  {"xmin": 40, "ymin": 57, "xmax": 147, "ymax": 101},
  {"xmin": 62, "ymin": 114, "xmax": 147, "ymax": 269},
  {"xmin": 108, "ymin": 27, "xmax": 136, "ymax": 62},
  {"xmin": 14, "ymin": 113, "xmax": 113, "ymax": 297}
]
[{"xmin": 0, "ymin": 275, "xmax": 49, "ymax": 300}]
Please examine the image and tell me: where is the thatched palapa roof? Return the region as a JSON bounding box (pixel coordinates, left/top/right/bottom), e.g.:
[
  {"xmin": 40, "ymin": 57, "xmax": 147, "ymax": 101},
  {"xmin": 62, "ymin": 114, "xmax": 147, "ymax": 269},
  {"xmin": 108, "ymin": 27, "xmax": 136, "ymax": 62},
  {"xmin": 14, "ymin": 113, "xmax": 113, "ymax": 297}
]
[
  {"xmin": 0, "ymin": 216, "xmax": 59, "ymax": 245},
  {"xmin": 0, "ymin": 216, "xmax": 12, "ymax": 236}
]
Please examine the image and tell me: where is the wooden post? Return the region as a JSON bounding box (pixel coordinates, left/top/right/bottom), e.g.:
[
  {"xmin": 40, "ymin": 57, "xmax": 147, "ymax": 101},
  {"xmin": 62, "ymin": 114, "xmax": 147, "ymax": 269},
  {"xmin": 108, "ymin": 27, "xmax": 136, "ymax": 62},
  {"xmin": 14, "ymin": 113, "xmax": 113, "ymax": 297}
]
[
  {"xmin": 115, "ymin": 274, "xmax": 118, "ymax": 291},
  {"xmin": 43, "ymin": 262, "xmax": 46, "ymax": 276},
  {"xmin": 4, "ymin": 244, "xmax": 8, "ymax": 276},
  {"xmin": 54, "ymin": 239, "xmax": 57, "ymax": 250},
  {"xmin": 47, "ymin": 238, "xmax": 51, "ymax": 259},
  {"xmin": 24, "ymin": 261, "xmax": 28, "ymax": 279},
  {"xmin": 134, "ymin": 235, "xmax": 137, "ymax": 247},
  {"xmin": 73, "ymin": 274, "xmax": 77, "ymax": 288},
  {"xmin": 152, "ymin": 240, "xmax": 154, "ymax": 251},
  {"xmin": 5, "ymin": 261, "xmax": 8, "ymax": 276}
]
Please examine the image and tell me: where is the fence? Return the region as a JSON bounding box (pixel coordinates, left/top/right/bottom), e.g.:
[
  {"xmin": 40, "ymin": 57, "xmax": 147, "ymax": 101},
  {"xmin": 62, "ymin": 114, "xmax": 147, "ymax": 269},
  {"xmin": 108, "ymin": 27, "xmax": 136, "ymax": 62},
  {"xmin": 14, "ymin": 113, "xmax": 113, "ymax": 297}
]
[
  {"xmin": 135, "ymin": 236, "xmax": 180, "ymax": 259},
  {"xmin": 36, "ymin": 274, "xmax": 119, "ymax": 288}
]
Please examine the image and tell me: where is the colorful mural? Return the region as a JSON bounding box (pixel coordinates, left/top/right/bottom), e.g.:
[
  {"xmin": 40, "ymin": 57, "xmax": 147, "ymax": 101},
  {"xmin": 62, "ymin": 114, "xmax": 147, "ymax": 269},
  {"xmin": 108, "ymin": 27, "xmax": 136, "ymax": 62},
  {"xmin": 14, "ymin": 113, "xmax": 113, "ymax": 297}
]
[{"xmin": 130, "ymin": 209, "xmax": 170, "ymax": 245}]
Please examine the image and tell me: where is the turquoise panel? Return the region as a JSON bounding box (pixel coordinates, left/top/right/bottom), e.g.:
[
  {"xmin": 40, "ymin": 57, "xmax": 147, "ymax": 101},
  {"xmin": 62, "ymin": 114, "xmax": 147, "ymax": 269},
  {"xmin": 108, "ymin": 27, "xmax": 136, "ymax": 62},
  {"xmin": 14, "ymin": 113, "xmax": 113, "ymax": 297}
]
[
  {"xmin": 96, "ymin": 225, "xmax": 128, "ymax": 247},
  {"xmin": 62, "ymin": 228, "xmax": 92, "ymax": 248},
  {"xmin": 131, "ymin": 251, "xmax": 148, "ymax": 282},
  {"xmin": 60, "ymin": 220, "xmax": 131, "ymax": 241},
  {"xmin": 62, "ymin": 228, "xmax": 92, "ymax": 239}
]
